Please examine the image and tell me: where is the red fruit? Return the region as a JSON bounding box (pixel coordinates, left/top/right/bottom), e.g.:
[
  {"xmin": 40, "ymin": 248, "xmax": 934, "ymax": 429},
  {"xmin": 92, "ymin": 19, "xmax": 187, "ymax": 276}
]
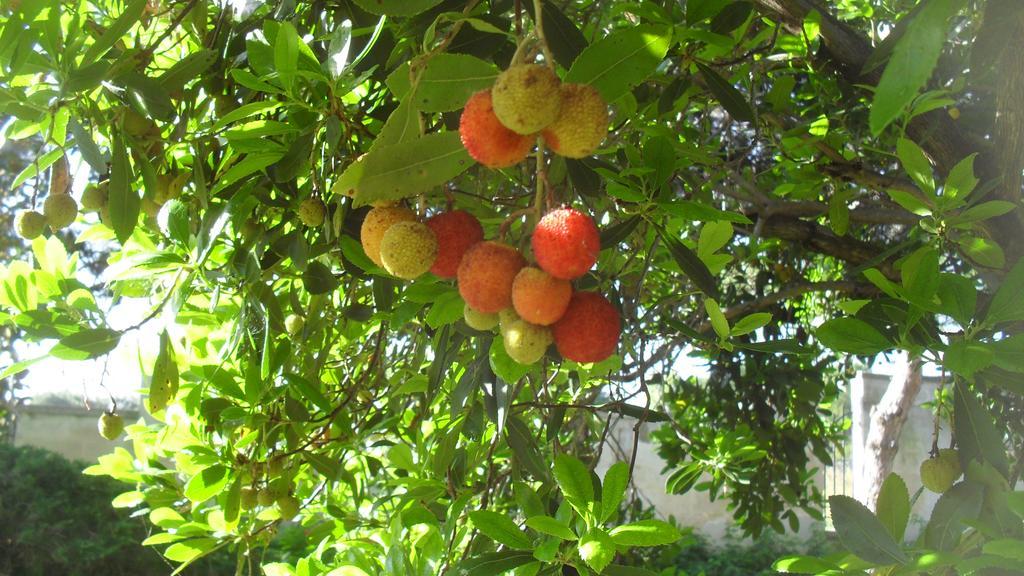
[
  {"xmin": 552, "ymin": 292, "xmax": 620, "ymax": 363},
  {"xmin": 512, "ymin": 267, "xmax": 572, "ymax": 325},
  {"xmin": 426, "ymin": 210, "xmax": 484, "ymax": 278},
  {"xmin": 457, "ymin": 241, "xmax": 527, "ymax": 313},
  {"xmin": 459, "ymin": 90, "xmax": 535, "ymax": 168},
  {"xmin": 531, "ymin": 207, "xmax": 600, "ymax": 280}
]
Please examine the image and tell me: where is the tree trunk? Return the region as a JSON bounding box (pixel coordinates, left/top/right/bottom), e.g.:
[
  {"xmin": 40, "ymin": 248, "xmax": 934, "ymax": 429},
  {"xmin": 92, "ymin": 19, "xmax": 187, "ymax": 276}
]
[{"xmin": 858, "ymin": 357, "xmax": 923, "ymax": 510}]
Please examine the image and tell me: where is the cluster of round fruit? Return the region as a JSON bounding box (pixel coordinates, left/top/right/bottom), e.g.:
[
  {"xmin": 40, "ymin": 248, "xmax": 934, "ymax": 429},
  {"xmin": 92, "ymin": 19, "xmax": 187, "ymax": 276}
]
[
  {"xmin": 240, "ymin": 458, "xmax": 300, "ymax": 519},
  {"xmin": 15, "ymin": 189, "xmax": 78, "ymax": 240},
  {"xmin": 359, "ymin": 203, "xmax": 620, "ymax": 366},
  {"xmin": 459, "ymin": 63, "xmax": 609, "ymax": 167}
]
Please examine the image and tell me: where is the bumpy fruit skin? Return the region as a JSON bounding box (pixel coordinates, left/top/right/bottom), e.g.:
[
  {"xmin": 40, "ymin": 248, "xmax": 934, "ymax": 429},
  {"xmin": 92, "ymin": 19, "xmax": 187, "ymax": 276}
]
[
  {"xmin": 457, "ymin": 241, "xmax": 527, "ymax": 313},
  {"xmin": 16, "ymin": 211, "xmax": 46, "ymax": 239},
  {"xmin": 542, "ymin": 84, "xmax": 608, "ymax": 158},
  {"xmin": 491, "ymin": 64, "xmax": 563, "ymax": 135},
  {"xmin": 240, "ymin": 487, "xmax": 259, "ymax": 510},
  {"xmin": 360, "ymin": 206, "xmax": 417, "ymax": 267},
  {"xmin": 459, "ymin": 90, "xmax": 535, "ymax": 168},
  {"xmin": 80, "ymin": 183, "xmax": 108, "ymax": 211},
  {"xmin": 552, "ymin": 292, "xmax": 621, "ymax": 363},
  {"xmin": 257, "ymin": 488, "xmax": 275, "ymax": 507},
  {"xmin": 380, "ymin": 221, "xmax": 438, "ymax": 279},
  {"xmin": 464, "ymin": 304, "xmax": 499, "ymax": 331},
  {"xmin": 43, "ymin": 194, "xmax": 78, "ymax": 230},
  {"xmin": 425, "ymin": 210, "xmax": 484, "ymax": 277},
  {"xmin": 503, "ymin": 319, "xmax": 552, "ymax": 364},
  {"xmin": 277, "ymin": 495, "xmax": 300, "ymax": 519},
  {"xmin": 98, "ymin": 412, "xmax": 125, "ymax": 440},
  {"xmin": 512, "ymin": 267, "xmax": 572, "ymax": 325},
  {"xmin": 284, "ymin": 314, "xmax": 304, "ymax": 336},
  {"xmin": 298, "ymin": 198, "xmax": 326, "ymax": 227},
  {"xmin": 532, "ymin": 208, "xmax": 600, "ymax": 279},
  {"xmin": 498, "ymin": 308, "xmax": 519, "ymax": 333},
  {"xmin": 920, "ymin": 449, "xmax": 962, "ymax": 493}
]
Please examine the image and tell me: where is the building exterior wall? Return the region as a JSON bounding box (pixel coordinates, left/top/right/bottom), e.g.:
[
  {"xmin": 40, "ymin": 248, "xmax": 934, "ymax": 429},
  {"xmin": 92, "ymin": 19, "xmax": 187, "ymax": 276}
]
[{"xmin": 12, "ymin": 404, "xmax": 138, "ymax": 463}]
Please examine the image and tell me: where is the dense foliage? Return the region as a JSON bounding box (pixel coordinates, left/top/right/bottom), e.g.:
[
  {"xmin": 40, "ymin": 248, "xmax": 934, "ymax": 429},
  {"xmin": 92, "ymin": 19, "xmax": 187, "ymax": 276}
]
[{"xmin": 1, "ymin": 0, "xmax": 1022, "ymax": 574}]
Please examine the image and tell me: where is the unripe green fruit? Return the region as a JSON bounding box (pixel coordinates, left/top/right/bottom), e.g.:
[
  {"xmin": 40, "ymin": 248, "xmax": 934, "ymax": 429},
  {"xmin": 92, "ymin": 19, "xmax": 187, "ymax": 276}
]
[
  {"xmin": 298, "ymin": 198, "xmax": 326, "ymax": 227},
  {"xmin": 491, "ymin": 64, "xmax": 563, "ymax": 135},
  {"xmin": 277, "ymin": 494, "xmax": 300, "ymax": 519},
  {"xmin": 99, "ymin": 205, "xmax": 112, "ymax": 228},
  {"xmin": 379, "ymin": 221, "xmax": 438, "ymax": 280},
  {"xmin": 142, "ymin": 197, "xmax": 162, "ymax": 218},
  {"xmin": 503, "ymin": 319, "xmax": 552, "ymax": 365},
  {"xmin": 16, "ymin": 211, "xmax": 46, "ymax": 239},
  {"xmin": 464, "ymin": 304, "xmax": 499, "ymax": 331},
  {"xmin": 267, "ymin": 456, "xmax": 286, "ymax": 478},
  {"xmin": 43, "ymin": 194, "xmax": 78, "ymax": 230},
  {"xmin": 81, "ymin": 183, "xmax": 109, "ymax": 211},
  {"xmin": 240, "ymin": 487, "xmax": 258, "ymax": 510},
  {"xmin": 284, "ymin": 314, "xmax": 304, "ymax": 336},
  {"xmin": 257, "ymin": 488, "xmax": 275, "ymax": 507},
  {"xmin": 920, "ymin": 449, "xmax": 962, "ymax": 493},
  {"xmin": 98, "ymin": 412, "xmax": 125, "ymax": 440},
  {"xmin": 498, "ymin": 308, "xmax": 520, "ymax": 334}
]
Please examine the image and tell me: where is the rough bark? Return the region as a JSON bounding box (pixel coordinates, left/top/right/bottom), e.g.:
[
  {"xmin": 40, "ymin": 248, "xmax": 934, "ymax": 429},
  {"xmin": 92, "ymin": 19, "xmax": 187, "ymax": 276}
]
[{"xmin": 859, "ymin": 357, "xmax": 923, "ymax": 510}]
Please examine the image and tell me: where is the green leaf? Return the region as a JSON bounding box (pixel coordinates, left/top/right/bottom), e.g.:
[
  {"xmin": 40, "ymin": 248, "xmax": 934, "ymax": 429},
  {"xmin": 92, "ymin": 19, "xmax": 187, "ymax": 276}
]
[
  {"xmin": 149, "ymin": 331, "xmax": 179, "ymax": 413},
  {"xmin": 900, "ymin": 246, "xmax": 939, "ymax": 307},
  {"xmin": 468, "ymin": 510, "xmax": 532, "ymax": 550},
  {"xmin": 157, "ymin": 49, "xmax": 218, "ymax": 93},
  {"xmin": 524, "ymin": 1, "xmax": 588, "ymax": 70},
  {"xmin": 457, "ymin": 551, "xmax": 535, "ymax": 575},
  {"xmin": 985, "ymin": 257, "xmax": 1024, "ymax": 326},
  {"xmin": 109, "ymin": 135, "xmax": 139, "ymax": 244},
  {"xmin": 944, "ymin": 340, "xmax": 994, "ymax": 378},
  {"xmin": 959, "ymin": 235, "xmax": 1005, "ymax": 269},
  {"xmin": 730, "ymin": 312, "xmax": 772, "ymax": 337},
  {"xmin": 68, "ymin": 120, "xmax": 108, "ymax": 173},
  {"xmin": 351, "ymin": 0, "xmax": 443, "ymax": 16},
  {"xmin": 553, "ymin": 454, "xmax": 594, "ymax": 516},
  {"xmin": 333, "ymin": 132, "xmax": 472, "ymax": 206},
  {"xmin": 386, "ymin": 54, "xmax": 498, "ymax": 112},
  {"xmin": 578, "ymin": 528, "xmax": 615, "ymax": 573},
  {"xmin": 505, "ymin": 416, "xmax": 549, "ymax": 481},
  {"xmin": 772, "ymin": 556, "xmax": 839, "ymax": 574},
  {"xmin": 525, "ymin": 515, "xmax": 576, "ymax": 541},
  {"xmin": 697, "ymin": 221, "xmax": 733, "ymax": 260},
  {"xmin": 603, "ymin": 566, "xmax": 660, "ymax": 576},
  {"xmin": 184, "ymin": 465, "xmax": 230, "ymax": 503},
  {"xmin": 489, "ymin": 337, "xmax": 531, "ymax": 382},
  {"xmin": 274, "ymin": 21, "xmax": 299, "ymax": 89},
  {"xmin": 815, "ymin": 318, "xmax": 891, "ymax": 356},
  {"xmin": 924, "ymin": 481, "xmax": 983, "ymax": 551},
  {"xmin": 885, "ymin": 188, "xmax": 933, "ymax": 216},
  {"xmin": 425, "ymin": 290, "xmax": 465, "ymax": 329},
  {"xmin": 164, "ymin": 538, "xmax": 217, "ymax": 563},
  {"xmin": 942, "ymin": 153, "xmax": 978, "ymax": 200},
  {"xmin": 704, "ymin": 298, "xmax": 730, "ymax": 340},
  {"xmin": 936, "ymin": 273, "xmax": 976, "ymax": 326},
  {"xmin": 828, "ymin": 495, "xmax": 908, "ymax": 564},
  {"xmin": 954, "ymin": 380, "xmax": 1010, "ymax": 478},
  {"xmin": 601, "ymin": 462, "xmax": 629, "ymax": 522},
  {"xmin": 896, "ymin": 138, "xmax": 935, "ymax": 194},
  {"xmin": 869, "ymin": 0, "xmax": 964, "ymax": 135},
  {"xmin": 608, "ymin": 519, "xmax": 682, "ymax": 547},
  {"xmin": 952, "ymin": 201, "xmax": 1017, "ymax": 224},
  {"xmin": 50, "ymin": 328, "xmax": 121, "ymax": 360},
  {"xmin": 81, "ymin": 0, "xmax": 148, "ymax": 65},
  {"xmin": 876, "ymin": 473, "xmax": 910, "ymax": 542},
  {"xmin": 983, "ymin": 539, "xmax": 1024, "ymax": 561},
  {"xmin": 302, "ymin": 261, "xmax": 339, "ymax": 295},
  {"xmin": 659, "ymin": 230, "xmax": 718, "ymax": 297},
  {"xmin": 565, "ymin": 25, "xmax": 673, "ymax": 102},
  {"xmin": 373, "ymin": 99, "xmax": 420, "ymax": 150},
  {"xmin": 696, "ymin": 63, "xmax": 755, "ymax": 122}
]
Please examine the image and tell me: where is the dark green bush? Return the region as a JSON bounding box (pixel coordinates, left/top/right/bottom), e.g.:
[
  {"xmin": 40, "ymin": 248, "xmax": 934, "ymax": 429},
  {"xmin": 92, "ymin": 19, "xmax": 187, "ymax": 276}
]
[{"xmin": 0, "ymin": 443, "xmax": 235, "ymax": 576}]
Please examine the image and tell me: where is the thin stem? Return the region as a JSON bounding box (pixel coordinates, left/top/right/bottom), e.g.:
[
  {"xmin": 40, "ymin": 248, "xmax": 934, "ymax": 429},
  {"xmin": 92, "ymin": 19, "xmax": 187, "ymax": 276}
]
[{"xmin": 532, "ymin": 0, "xmax": 555, "ymax": 67}]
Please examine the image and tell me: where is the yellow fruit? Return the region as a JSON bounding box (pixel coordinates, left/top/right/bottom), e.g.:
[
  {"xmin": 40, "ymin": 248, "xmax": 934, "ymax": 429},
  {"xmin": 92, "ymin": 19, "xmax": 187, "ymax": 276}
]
[
  {"xmin": 542, "ymin": 83, "xmax": 609, "ymax": 158},
  {"xmin": 154, "ymin": 172, "xmax": 187, "ymax": 204},
  {"xmin": 240, "ymin": 487, "xmax": 258, "ymax": 510},
  {"xmin": 298, "ymin": 198, "xmax": 326, "ymax": 227},
  {"xmin": 98, "ymin": 412, "xmax": 125, "ymax": 440},
  {"xmin": 491, "ymin": 64, "xmax": 563, "ymax": 135},
  {"xmin": 284, "ymin": 314, "xmax": 304, "ymax": 336},
  {"xmin": 80, "ymin": 183, "xmax": 109, "ymax": 211},
  {"xmin": 360, "ymin": 205, "xmax": 417, "ymax": 266},
  {"xmin": 379, "ymin": 221, "xmax": 438, "ymax": 279},
  {"xmin": 277, "ymin": 494, "xmax": 300, "ymax": 519},
  {"xmin": 15, "ymin": 211, "xmax": 46, "ymax": 239},
  {"xmin": 920, "ymin": 449, "xmax": 962, "ymax": 493},
  {"xmin": 503, "ymin": 319, "xmax": 552, "ymax": 364},
  {"xmin": 43, "ymin": 194, "xmax": 78, "ymax": 230},
  {"xmin": 464, "ymin": 304, "xmax": 499, "ymax": 331}
]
